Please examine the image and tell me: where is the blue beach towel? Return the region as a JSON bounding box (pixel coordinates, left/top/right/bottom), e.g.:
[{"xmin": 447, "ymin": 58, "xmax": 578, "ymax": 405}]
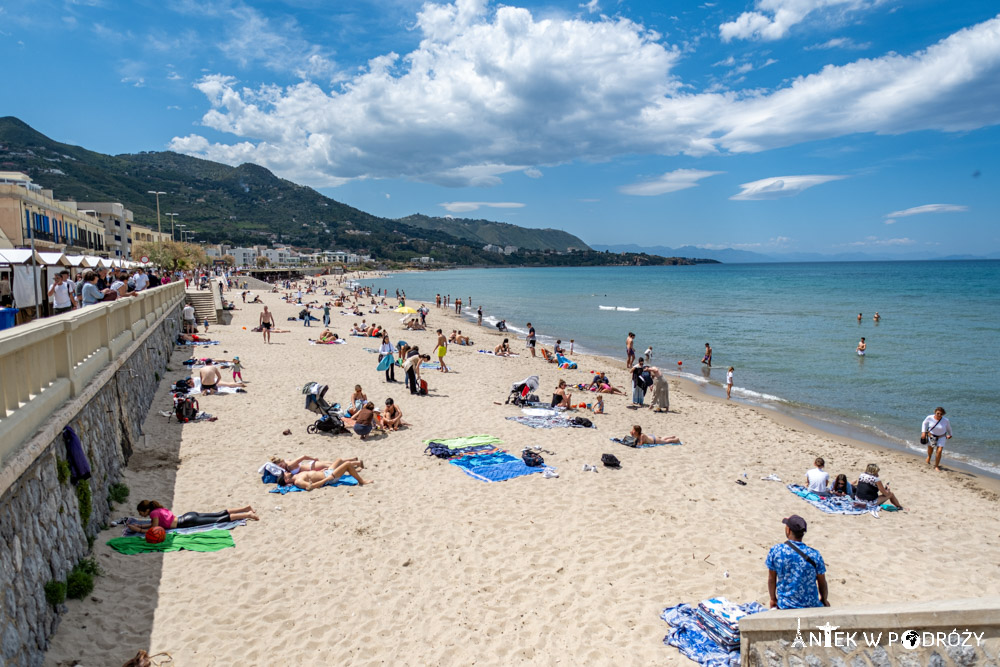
[
  {"xmin": 787, "ymin": 484, "xmax": 878, "ymax": 515},
  {"xmin": 449, "ymin": 451, "xmax": 519, "ymax": 470},
  {"xmin": 458, "ymin": 460, "xmax": 548, "ymax": 483},
  {"xmin": 268, "ymin": 474, "xmax": 360, "ymax": 494},
  {"xmin": 661, "ymin": 600, "xmax": 766, "ymax": 667},
  {"xmin": 376, "ymin": 355, "xmax": 393, "ymax": 371}
]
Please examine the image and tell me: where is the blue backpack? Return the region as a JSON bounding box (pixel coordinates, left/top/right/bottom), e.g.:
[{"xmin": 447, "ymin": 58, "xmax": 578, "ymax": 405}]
[{"xmin": 424, "ymin": 443, "xmax": 453, "ymax": 458}]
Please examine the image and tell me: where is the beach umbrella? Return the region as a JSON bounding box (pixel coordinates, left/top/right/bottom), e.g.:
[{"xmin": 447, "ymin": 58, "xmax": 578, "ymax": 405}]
[{"xmin": 394, "ymin": 306, "xmax": 417, "ymax": 313}]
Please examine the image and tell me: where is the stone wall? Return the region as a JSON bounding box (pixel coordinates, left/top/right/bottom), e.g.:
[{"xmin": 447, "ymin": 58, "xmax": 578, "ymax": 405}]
[
  {"xmin": 739, "ymin": 598, "xmax": 1000, "ymax": 667},
  {"xmin": 0, "ymin": 302, "xmax": 181, "ymax": 667}
]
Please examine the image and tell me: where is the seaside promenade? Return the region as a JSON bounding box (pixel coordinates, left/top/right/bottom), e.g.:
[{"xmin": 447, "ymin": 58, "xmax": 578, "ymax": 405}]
[{"xmin": 42, "ymin": 276, "xmax": 1000, "ymax": 665}]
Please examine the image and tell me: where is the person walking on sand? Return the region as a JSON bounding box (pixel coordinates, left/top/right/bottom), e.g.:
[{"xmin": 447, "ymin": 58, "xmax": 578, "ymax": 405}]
[
  {"xmin": 856, "ymin": 337, "xmax": 866, "ymax": 356},
  {"xmin": 922, "ymin": 407, "xmax": 952, "ymax": 471},
  {"xmin": 526, "ymin": 322, "xmax": 536, "ymax": 357},
  {"xmin": 436, "ymin": 329, "xmax": 449, "ymax": 373},
  {"xmin": 766, "ymin": 515, "xmax": 829, "ymax": 610},
  {"xmin": 259, "ymin": 305, "xmax": 274, "ymax": 344},
  {"xmin": 702, "ymin": 343, "xmax": 712, "ymax": 367},
  {"xmin": 726, "ymin": 366, "xmax": 734, "ymax": 399},
  {"xmin": 626, "ymin": 332, "xmax": 636, "ymax": 368}
]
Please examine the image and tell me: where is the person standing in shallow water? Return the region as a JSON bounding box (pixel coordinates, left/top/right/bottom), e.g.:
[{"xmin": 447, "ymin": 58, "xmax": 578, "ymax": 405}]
[
  {"xmin": 626, "ymin": 332, "xmax": 635, "ymax": 368},
  {"xmin": 856, "ymin": 337, "xmax": 866, "ymax": 356},
  {"xmin": 702, "ymin": 343, "xmax": 712, "ymax": 367}
]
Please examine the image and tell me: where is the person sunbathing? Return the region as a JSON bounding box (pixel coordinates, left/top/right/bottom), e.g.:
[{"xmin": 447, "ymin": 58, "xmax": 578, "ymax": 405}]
[
  {"xmin": 551, "ymin": 380, "xmax": 573, "ymax": 408},
  {"xmin": 277, "ymin": 460, "xmax": 372, "ymax": 490},
  {"xmin": 494, "ymin": 339, "xmax": 512, "ymax": 356},
  {"xmin": 404, "ymin": 318, "xmax": 425, "ymax": 330},
  {"xmin": 271, "ymin": 456, "xmax": 360, "ymax": 473},
  {"xmin": 133, "ymin": 500, "xmax": 258, "ymax": 534},
  {"xmin": 456, "ymin": 330, "xmax": 472, "ymax": 345},
  {"xmin": 382, "ymin": 398, "xmax": 402, "ymax": 431},
  {"xmin": 630, "ymin": 425, "xmax": 680, "ymax": 445},
  {"xmin": 317, "ymin": 329, "xmax": 338, "ymax": 343},
  {"xmin": 178, "ymin": 333, "xmax": 214, "ymax": 343}
]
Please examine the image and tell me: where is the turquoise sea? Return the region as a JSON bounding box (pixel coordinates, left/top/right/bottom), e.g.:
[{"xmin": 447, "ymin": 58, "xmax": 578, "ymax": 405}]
[{"xmin": 368, "ymin": 261, "xmax": 1000, "ymax": 474}]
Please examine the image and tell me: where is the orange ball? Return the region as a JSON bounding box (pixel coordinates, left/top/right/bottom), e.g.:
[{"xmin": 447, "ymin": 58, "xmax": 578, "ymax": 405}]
[
  {"xmin": 146, "ymin": 526, "xmax": 166, "ymax": 544},
  {"xmin": 677, "ymin": 361, "xmax": 683, "ymax": 366}
]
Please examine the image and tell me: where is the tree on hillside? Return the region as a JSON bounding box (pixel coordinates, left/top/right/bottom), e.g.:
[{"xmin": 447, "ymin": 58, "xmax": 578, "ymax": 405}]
[{"xmin": 256, "ymin": 256, "xmax": 270, "ymax": 268}]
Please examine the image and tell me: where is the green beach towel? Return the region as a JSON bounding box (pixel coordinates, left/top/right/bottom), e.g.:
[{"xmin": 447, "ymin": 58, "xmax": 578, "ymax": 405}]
[
  {"xmin": 421, "ymin": 435, "xmax": 503, "ymax": 449},
  {"xmin": 107, "ymin": 529, "xmax": 235, "ymax": 555}
]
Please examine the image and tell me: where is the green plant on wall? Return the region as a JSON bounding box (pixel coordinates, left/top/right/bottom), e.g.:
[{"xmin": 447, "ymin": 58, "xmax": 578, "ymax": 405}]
[
  {"xmin": 76, "ymin": 479, "xmax": 92, "ymax": 527},
  {"xmin": 44, "ymin": 580, "xmax": 66, "ymax": 606},
  {"xmin": 108, "ymin": 483, "xmax": 130, "ymax": 505},
  {"xmin": 66, "ymin": 569, "xmax": 94, "ymax": 600},
  {"xmin": 56, "ymin": 459, "xmax": 70, "ymax": 485}
]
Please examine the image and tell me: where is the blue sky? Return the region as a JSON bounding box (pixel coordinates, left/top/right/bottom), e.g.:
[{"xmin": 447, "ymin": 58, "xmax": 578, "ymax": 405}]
[{"xmin": 2, "ymin": 0, "xmax": 998, "ymax": 255}]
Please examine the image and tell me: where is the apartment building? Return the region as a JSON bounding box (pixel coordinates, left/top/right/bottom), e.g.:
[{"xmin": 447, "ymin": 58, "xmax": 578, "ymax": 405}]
[
  {"xmin": 0, "ymin": 172, "xmax": 107, "ymax": 255},
  {"xmin": 76, "ymin": 201, "xmax": 134, "ymax": 258}
]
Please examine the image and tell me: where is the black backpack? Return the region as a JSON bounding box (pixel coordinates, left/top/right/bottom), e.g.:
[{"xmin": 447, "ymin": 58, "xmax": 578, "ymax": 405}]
[
  {"xmin": 424, "ymin": 443, "xmax": 453, "ymax": 458},
  {"xmin": 601, "ymin": 453, "xmax": 621, "ymax": 468},
  {"xmin": 175, "ymin": 396, "xmax": 199, "ymax": 422},
  {"xmin": 571, "ymin": 416, "xmax": 593, "ymax": 428},
  {"xmin": 522, "ymin": 450, "xmax": 544, "ymax": 467}
]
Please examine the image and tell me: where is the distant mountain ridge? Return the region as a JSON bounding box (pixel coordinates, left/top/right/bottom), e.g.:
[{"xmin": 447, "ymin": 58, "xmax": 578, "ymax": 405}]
[
  {"xmin": 591, "ymin": 244, "xmax": 1000, "ymax": 263},
  {"xmin": 0, "ymin": 116, "xmax": 591, "ymax": 264}
]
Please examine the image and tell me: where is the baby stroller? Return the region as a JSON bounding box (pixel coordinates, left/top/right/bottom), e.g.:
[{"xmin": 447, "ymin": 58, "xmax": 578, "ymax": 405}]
[
  {"xmin": 506, "ymin": 375, "xmax": 540, "ymax": 405},
  {"xmin": 302, "ymin": 382, "xmax": 347, "ymax": 434}
]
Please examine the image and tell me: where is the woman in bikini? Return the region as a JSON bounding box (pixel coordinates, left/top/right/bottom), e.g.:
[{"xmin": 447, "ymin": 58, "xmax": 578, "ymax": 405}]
[
  {"xmin": 630, "ymin": 425, "xmax": 680, "ymax": 445},
  {"xmin": 345, "ymin": 385, "xmax": 367, "ymax": 417},
  {"xmin": 271, "ymin": 456, "xmax": 361, "ymax": 474},
  {"xmin": 278, "ymin": 460, "xmax": 372, "ymax": 490},
  {"xmin": 382, "ymin": 398, "xmax": 403, "ymax": 431}
]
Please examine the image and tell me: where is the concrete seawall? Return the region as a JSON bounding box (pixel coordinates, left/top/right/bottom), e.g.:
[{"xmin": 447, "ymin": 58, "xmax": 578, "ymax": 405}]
[
  {"xmin": 0, "ymin": 286, "xmax": 183, "ymax": 667},
  {"xmin": 739, "ymin": 598, "xmax": 1000, "ymax": 667}
]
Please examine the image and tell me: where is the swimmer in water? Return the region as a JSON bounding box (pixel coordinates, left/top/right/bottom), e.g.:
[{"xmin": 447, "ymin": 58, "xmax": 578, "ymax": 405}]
[
  {"xmin": 858, "ymin": 313, "xmax": 863, "ymax": 323},
  {"xmin": 873, "ymin": 312, "xmax": 880, "ymax": 322},
  {"xmin": 857, "ymin": 337, "xmax": 866, "ymax": 356}
]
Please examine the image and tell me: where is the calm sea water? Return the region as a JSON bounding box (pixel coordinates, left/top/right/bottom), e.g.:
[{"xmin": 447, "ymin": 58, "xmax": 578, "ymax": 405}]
[{"xmin": 367, "ymin": 261, "xmax": 1000, "ymax": 474}]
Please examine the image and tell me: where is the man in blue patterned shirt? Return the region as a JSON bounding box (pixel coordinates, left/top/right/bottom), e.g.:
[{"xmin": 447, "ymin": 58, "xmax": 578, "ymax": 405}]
[{"xmin": 766, "ymin": 515, "xmax": 830, "ymax": 609}]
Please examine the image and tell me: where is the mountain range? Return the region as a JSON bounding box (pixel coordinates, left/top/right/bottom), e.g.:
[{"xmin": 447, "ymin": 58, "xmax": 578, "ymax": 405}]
[
  {"xmin": 590, "ymin": 244, "xmax": 1000, "ymax": 263},
  {"xmin": 1, "ymin": 116, "xmax": 635, "ymax": 266}
]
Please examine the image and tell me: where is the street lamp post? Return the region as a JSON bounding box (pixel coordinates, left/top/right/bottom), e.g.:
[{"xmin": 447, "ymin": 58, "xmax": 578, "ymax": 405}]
[
  {"xmin": 177, "ymin": 225, "xmax": 187, "ymax": 243},
  {"xmin": 165, "ymin": 213, "xmax": 179, "ymax": 240},
  {"xmin": 147, "ymin": 191, "xmax": 166, "ymax": 239}
]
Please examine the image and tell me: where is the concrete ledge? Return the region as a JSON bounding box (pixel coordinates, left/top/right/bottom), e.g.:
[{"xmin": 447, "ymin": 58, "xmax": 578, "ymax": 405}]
[
  {"xmin": 740, "ymin": 597, "xmax": 1000, "ymax": 632},
  {"xmin": 0, "ymin": 379, "xmax": 71, "ymax": 469},
  {"xmin": 0, "ymin": 300, "xmax": 182, "ymax": 497}
]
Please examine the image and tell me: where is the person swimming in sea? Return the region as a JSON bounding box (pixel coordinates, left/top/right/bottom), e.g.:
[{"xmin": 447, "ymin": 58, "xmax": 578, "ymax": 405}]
[
  {"xmin": 857, "ymin": 337, "xmax": 866, "ymax": 356},
  {"xmin": 873, "ymin": 312, "xmax": 880, "ymax": 322}
]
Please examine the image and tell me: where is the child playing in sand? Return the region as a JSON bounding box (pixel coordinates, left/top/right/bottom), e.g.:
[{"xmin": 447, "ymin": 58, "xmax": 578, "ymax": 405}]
[
  {"xmin": 232, "ymin": 357, "xmax": 244, "ymax": 383},
  {"xmin": 592, "ymin": 395, "xmax": 604, "ymax": 414}
]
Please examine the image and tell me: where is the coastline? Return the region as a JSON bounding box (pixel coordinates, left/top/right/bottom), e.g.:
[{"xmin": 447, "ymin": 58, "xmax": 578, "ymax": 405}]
[
  {"xmin": 422, "ymin": 298, "xmax": 1000, "ymax": 496},
  {"xmin": 41, "ymin": 271, "xmax": 1000, "ymax": 665},
  {"xmin": 370, "ymin": 272, "xmax": 1000, "ymax": 490}
]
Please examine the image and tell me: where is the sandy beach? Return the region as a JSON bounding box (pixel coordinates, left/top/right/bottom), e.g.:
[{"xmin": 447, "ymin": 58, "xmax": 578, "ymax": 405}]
[{"xmin": 45, "ymin": 274, "xmax": 1000, "ymax": 666}]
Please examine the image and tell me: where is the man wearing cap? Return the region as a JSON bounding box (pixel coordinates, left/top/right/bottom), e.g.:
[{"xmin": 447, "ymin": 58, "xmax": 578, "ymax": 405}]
[{"xmin": 766, "ymin": 515, "xmax": 829, "ymax": 609}]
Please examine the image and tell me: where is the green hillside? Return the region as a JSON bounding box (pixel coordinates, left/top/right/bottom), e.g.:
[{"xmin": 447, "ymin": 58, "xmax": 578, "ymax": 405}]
[
  {"xmin": 0, "ymin": 117, "xmax": 715, "ymax": 267},
  {"xmin": 398, "ymin": 214, "xmax": 588, "ymax": 252}
]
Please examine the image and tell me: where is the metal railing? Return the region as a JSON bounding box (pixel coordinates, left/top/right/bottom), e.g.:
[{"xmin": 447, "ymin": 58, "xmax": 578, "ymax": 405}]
[{"xmin": 0, "ymin": 281, "xmax": 185, "ymax": 465}]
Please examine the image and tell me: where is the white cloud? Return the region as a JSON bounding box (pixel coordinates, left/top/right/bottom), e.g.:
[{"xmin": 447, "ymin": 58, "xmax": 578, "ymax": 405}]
[
  {"xmin": 171, "ymin": 5, "xmax": 1000, "ymax": 188},
  {"xmin": 884, "ymin": 203, "xmax": 968, "ymax": 224},
  {"xmin": 579, "ymin": 0, "xmax": 599, "ymax": 14},
  {"xmin": 523, "ymin": 167, "xmax": 543, "ymax": 178},
  {"xmin": 731, "ymin": 174, "xmax": 846, "ymax": 200},
  {"xmin": 720, "ymin": 0, "xmax": 875, "ymax": 42},
  {"xmin": 440, "ymin": 201, "xmax": 526, "ymax": 213},
  {"xmin": 806, "ymin": 37, "xmax": 872, "ymax": 50},
  {"xmin": 848, "ymin": 236, "xmax": 916, "ymax": 246},
  {"xmin": 620, "ymin": 168, "xmax": 722, "ymax": 196}
]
